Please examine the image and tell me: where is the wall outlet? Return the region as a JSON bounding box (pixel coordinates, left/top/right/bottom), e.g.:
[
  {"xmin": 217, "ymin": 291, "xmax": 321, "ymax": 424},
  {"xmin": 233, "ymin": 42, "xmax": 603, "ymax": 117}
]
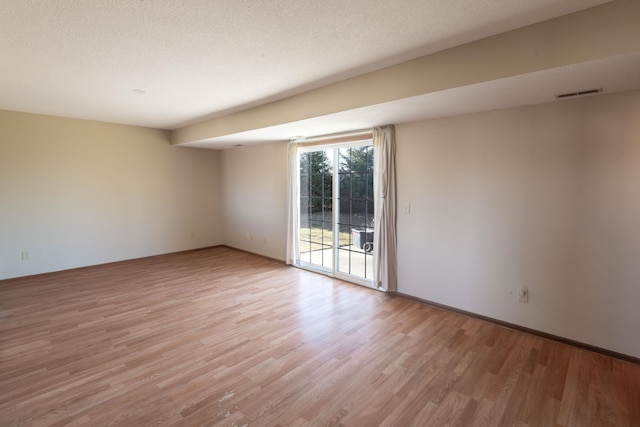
[
  {"xmin": 518, "ymin": 286, "xmax": 529, "ymax": 303},
  {"xmin": 21, "ymin": 250, "xmax": 30, "ymax": 261},
  {"xmin": 402, "ymin": 203, "xmax": 411, "ymax": 214}
]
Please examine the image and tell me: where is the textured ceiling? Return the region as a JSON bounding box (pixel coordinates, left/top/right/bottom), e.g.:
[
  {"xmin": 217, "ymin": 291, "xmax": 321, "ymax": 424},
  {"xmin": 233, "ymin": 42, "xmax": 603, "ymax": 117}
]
[{"xmin": 0, "ymin": 0, "xmax": 611, "ymax": 130}]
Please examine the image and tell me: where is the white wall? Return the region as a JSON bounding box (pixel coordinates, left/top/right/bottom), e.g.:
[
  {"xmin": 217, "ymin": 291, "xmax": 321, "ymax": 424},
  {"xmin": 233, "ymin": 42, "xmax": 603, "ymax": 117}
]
[
  {"xmin": 0, "ymin": 110, "xmax": 222, "ymax": 279},
  {"xmin": 396, "ymin": 90, "xmax": 640, "ymax": 358},
  {"xmin": 220, "ymin": 142, "xmax": 288, "ymax": 260}
]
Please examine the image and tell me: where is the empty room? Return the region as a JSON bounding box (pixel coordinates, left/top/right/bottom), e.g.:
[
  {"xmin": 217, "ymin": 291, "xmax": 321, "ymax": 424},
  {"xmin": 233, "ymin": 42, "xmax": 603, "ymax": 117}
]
[{"xmin": 1, "ymin": 1, "xmax": 640, "ymax": 425}]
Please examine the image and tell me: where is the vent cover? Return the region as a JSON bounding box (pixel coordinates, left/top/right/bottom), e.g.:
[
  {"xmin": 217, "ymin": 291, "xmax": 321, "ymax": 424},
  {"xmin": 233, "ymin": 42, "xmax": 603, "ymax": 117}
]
[{"xmin": 555, "ymin": 88, "xmax": 602, "ymax": 99}]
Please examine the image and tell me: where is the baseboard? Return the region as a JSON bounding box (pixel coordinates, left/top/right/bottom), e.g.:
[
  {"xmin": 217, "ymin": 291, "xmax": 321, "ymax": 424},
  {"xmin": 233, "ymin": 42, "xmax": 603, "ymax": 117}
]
[
  {"xmin": 390, "ymin": 291, "xmax": 640, "ymax": 366},
  {"xmin": 0, "ymin": 245, "xmax": 225, "ymax": 283},
  {"xmin": 220, "ymin": 245, "xmax": 287, "ymax": 264}
]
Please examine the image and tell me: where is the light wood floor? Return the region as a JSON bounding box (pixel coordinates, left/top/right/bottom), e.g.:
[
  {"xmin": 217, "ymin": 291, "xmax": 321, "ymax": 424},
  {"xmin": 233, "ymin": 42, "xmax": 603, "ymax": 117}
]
[{"xmin": 1, "ymin": 247, "xmax": 639, "ymax": 426}]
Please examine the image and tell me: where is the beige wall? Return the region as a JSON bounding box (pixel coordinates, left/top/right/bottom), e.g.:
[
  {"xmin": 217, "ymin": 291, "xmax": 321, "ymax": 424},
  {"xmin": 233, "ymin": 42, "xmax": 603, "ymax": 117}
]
[
  {"xmin": 3, "ymin": 90, "xmax": 639, "ymax": 358},
  {"xmin": 213, "ymin": 90, "xmax": 640, "ymax": 358},
  {"xmin": 396, "ymin": 90, "xmax": 640, "ymax": 358},
  {"xmin": 220, "ymin": 141, "xmax": 288, "ymax": 260},
  {"xmin": 0, "ymin": 110, "xmax": 222, "ymax": 279}
]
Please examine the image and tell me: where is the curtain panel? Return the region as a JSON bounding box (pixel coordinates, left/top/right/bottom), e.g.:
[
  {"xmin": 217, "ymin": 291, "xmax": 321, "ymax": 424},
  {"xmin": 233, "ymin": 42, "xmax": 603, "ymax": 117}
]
[
  {"xmin": 286, "ymin": 142, "xmax": 299, "ymax": 265},
  {"xmin": 373, "ymin": 125, "xmax": 398, "ymax": 292}
]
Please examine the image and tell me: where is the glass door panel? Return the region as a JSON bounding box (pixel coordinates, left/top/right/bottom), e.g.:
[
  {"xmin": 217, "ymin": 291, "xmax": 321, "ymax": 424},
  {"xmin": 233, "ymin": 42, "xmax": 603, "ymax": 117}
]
[
  {"xmin": 299, "ymin": 150, "xmax": 333, "ymax": 272},
  {"xmin": 336, "ymin": 145, "xmax": 374, "ymax": 280}
]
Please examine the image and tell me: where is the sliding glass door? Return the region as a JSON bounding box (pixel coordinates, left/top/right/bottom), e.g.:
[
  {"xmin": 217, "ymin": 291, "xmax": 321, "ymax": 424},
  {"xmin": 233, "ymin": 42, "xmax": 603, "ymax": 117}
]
[
  {"xmin": 299, "ymin": 150, "xmax": 334, "ymax": 270},
  {"xmin": 298, "ymin": 141, "xmax": 374, "ymax": 286}
]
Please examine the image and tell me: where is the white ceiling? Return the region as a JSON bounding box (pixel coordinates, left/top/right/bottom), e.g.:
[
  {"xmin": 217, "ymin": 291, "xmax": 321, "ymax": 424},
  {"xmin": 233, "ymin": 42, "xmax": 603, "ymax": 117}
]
[{"xmin": 0, "ymin": 0, "xmax": 613, "ymax": 135}]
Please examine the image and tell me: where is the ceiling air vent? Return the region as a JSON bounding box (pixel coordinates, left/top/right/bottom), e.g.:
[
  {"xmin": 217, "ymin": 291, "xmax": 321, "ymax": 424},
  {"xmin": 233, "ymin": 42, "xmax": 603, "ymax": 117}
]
[{"xmin": 555, "ymin": 88, "xmax": 602, "ymax": 99}]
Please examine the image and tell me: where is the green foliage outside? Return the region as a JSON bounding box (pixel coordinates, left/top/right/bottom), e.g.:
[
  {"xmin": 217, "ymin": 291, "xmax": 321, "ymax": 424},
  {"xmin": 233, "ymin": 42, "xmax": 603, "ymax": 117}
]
[
  {"xmin": 300, "ymin": 150, "xmax": 332, "ymax": 212},
  {"xmin": 299, "ymin": 146, "xmax": 374, "ymax": 253}
]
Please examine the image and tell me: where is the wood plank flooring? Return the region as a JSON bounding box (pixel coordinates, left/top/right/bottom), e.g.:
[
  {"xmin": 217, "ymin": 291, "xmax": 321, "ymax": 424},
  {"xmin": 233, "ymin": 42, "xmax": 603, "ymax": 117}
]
[{"xmin": 1, "ymin": 246, "xmax": 639, "ymax": 426}]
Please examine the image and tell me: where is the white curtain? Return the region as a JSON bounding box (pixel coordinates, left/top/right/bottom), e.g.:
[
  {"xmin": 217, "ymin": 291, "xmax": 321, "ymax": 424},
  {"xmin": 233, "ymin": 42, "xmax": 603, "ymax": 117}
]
[
  {"xmin": 286, "ymin": 142, "xmax": 299, "ymax": 265},
  {"xmin": 373, "ymin": 125, "xmax": 397, "ymax": 292}
]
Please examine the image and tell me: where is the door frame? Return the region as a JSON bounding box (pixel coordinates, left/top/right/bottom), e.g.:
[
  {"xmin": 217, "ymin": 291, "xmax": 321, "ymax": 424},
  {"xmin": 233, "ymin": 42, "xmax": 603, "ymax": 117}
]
[{"xmin": 296, "ymin": 139, "xmax": 375, "ymax": 289}]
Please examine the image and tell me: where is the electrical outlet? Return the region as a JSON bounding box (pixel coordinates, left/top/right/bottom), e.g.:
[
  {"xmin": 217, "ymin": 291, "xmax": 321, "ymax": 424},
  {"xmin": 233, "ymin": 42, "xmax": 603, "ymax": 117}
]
[
  {"xmin": 518, "ymin": 286, "xmax": 529, "ymax": 303},
  {"xmin": 21, "ymin": 251, "xmax": 30, "ymax": 261},
  {"xmin": 402, "ymin": 203, "xmax": 411, "ymax": 214}
]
